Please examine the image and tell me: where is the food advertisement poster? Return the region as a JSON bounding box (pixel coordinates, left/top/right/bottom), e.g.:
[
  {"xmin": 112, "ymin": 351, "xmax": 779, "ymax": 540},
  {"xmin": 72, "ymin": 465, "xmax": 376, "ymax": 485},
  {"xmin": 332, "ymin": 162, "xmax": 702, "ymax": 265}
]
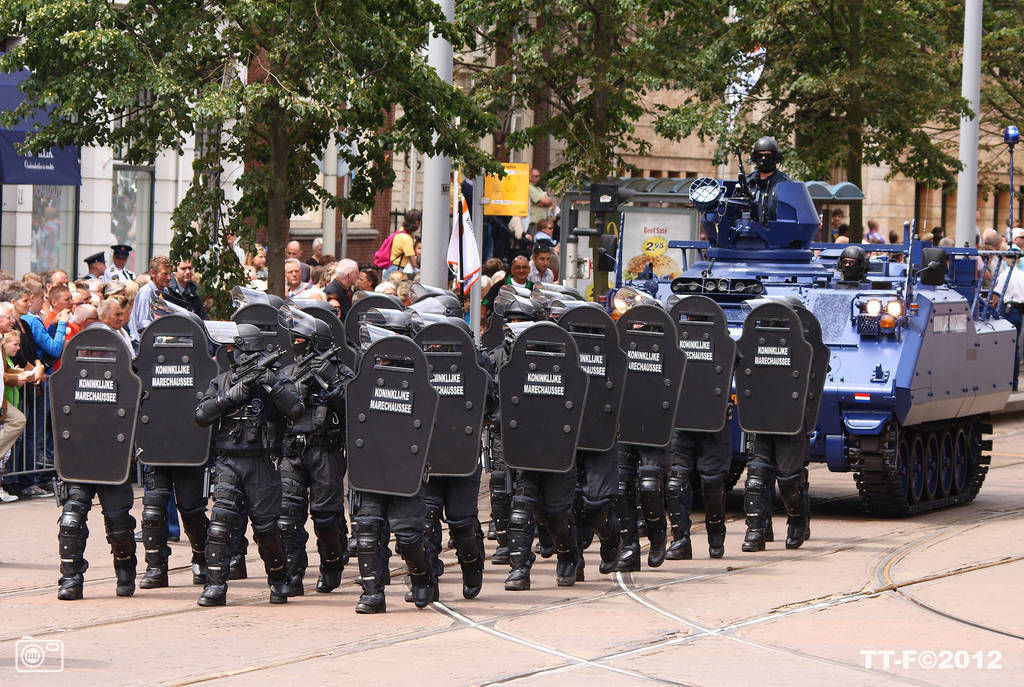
[
  {"xmin": 621, "ymin": 210, "xmax": 696, "ymax": 281},
  {"xmin": 483, "ymin": 163, "xmax": 530, "ymax": 216}
]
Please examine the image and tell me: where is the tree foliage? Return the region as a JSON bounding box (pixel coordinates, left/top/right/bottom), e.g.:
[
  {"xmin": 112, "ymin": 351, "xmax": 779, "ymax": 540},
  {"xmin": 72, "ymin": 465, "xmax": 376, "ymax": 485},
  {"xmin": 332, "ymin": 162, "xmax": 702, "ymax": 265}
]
[
  {"xmin": 980, "ymin": 0, "xmax": 1024, "ymax": 197},
  {"xmin": 655, "ymin": 0, "xmax": 967, "ymax": 239},
  {"xmin": 456, "ymin": 0, "xmax": 706, "ymax": 191},
  {"xmin": 0, "ymin": 0, "xmax": 498, "ymax": 309}
]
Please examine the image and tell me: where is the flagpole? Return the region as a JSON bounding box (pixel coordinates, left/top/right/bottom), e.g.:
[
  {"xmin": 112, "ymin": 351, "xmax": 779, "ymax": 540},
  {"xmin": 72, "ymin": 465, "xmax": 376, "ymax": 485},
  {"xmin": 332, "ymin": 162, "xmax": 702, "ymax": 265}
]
[{"xmin": 451, "ymin": 166, "xmax": 461, "ymax": 290}]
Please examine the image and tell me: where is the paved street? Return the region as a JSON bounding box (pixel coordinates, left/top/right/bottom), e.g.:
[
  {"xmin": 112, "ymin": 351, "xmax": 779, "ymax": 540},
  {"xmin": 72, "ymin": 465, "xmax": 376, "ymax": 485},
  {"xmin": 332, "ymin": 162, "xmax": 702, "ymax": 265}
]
[{"xmin": 2, "ymin": 414, "xmax": 1022, "ymax": 686}]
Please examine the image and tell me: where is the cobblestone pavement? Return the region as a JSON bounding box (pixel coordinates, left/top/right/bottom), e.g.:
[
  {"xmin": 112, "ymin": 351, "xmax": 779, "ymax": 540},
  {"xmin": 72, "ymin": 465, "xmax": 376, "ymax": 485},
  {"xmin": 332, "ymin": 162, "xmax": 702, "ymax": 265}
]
[{"xmin": 2, "ymin": 414, "xmax": 1022, "ymax": 686}]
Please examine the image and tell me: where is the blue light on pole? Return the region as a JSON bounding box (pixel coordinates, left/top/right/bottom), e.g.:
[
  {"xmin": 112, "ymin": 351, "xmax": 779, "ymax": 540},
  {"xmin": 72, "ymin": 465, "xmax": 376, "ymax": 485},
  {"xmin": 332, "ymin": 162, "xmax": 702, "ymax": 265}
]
[{"xmin": 1007, "ymin": 126, "xmax": 1019, "ymax": 233}]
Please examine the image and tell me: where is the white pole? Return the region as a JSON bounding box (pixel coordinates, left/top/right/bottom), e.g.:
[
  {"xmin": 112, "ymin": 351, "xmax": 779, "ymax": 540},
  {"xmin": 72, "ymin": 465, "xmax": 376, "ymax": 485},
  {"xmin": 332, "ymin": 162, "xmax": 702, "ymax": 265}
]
[
  {"xmin": 322, "ymin": 132, "xmax": 337, "ymax": 258},
  {"xmin": 420, "ymin": 0, "xmax": 454, "ymax": 288},
  {"xmin": 955, "ymin": 0, "xmax": 983, "ymax": 248},
  {"xmin": 408, "ymin": 147, "xmax": 418, "ymax": 212}
]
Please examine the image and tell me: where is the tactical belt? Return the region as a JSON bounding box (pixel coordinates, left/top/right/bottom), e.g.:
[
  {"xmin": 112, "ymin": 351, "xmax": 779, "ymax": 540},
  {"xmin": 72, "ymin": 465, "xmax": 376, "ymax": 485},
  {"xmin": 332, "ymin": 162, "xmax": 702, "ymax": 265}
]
[
  {"xmin": 216, "ymin": 448, "xmax": 267, "ymax": 457},
  {"xmin": 284, "ymin": 433, "xmax": 340, "ymax": 449}
]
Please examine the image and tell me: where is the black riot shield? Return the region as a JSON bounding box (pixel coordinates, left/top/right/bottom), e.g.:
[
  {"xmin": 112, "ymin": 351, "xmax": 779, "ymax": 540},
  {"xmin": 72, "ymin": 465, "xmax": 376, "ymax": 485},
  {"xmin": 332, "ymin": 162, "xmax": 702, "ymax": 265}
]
[
  {"xmin": 291, "ymin": 298, "xmax": 356, "ymax": 370},
  {"xmin": 669, "ymin": 296, "xmax": 737, "ymax": 432},
  {"xmin": 794, "ymin": 307, "xmax": 829, "ymax": 432},
  {"xmin": 415, "ymin": 322, "xmax": 488, "ymax": 477},
  {"xmin": 555, "ymin": 304, "xmax": 625, "ymax": 451},
  {"xmin": 498, "ymin": 322, "xmax": 588, "ymax": 472},
  {"xmin": 615, "ymin": 304, "xmax": 685, "ymax": 447},
  {"xmin": 344, "ymin": 293, "xmax": 403, "ymax": 348},
  {"xmin": 735, "ymin": 302, "xmax": 812, "ymax": 434},
  {"xmin": 481, "ymin": 311, "xmax": 507, "ymax": 353},
  {"xmin": 50, "ymin": 326, "xmax": 141, "ymax": 484},
  {"xmin": 345, "ymin": 335, "xmax": 439, "ymax": 496},
  {"xmin": 134, "ymin": 313, "xmax": 219, "ymax": 466},
  {"xmin": 233, "ymin": 303, "xmax": 294, "ymax": 366}
]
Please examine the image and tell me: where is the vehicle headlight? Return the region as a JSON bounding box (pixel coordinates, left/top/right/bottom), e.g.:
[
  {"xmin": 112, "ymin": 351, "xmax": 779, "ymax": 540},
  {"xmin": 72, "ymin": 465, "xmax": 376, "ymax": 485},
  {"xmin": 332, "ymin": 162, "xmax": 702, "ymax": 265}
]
[
  {"xmin": 864, "ymin": 299, "xmax": 882, "ymax": 317},
  {"xmin": 886, "ymin": 300, "xmax": 904, "ymax": 317}
]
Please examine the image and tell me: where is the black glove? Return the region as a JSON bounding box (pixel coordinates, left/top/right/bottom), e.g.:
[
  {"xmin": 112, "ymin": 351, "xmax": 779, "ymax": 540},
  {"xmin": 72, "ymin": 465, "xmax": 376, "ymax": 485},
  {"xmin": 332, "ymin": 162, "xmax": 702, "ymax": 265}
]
[
  {"xmin": 218, "ymin": 382, "xmax": 250, "ymax": 411},
  {"xmin": 313, "ymin": 360, "xmax": 339, "ymax": 386}
]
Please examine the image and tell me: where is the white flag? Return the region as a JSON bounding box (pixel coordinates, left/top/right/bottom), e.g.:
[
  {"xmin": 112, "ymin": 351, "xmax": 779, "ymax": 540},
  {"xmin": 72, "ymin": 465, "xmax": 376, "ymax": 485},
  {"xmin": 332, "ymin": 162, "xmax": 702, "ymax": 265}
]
[{"xmin": 447, "ymin": 195, "xmax": 481, "ymax": 294}]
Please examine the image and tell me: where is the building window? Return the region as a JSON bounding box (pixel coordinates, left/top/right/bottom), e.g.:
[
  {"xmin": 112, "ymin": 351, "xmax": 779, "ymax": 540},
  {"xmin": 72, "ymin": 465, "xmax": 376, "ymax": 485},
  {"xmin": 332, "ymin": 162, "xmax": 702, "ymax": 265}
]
[
  {"xmin": 30, "ymin": 184, "xmax": 77, "ymax": 274},
  {"xmin": 111, "ymin": 166, "xmax": 153, "ymax": 274}
]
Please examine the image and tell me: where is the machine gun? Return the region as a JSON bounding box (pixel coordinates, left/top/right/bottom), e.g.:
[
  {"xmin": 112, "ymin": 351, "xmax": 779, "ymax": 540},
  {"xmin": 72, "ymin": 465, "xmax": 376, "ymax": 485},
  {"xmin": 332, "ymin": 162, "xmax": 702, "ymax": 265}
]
[
  {"xmin": 735, "ymin": 150, "xmax": 753, "ymax": 201},
  {"xmin": 291, "ymin": 344, "xmax": 344, "ymax": 390},
  {"xmin": 230, "ymin": 348, "xmax": 285, "ymax": 392}
]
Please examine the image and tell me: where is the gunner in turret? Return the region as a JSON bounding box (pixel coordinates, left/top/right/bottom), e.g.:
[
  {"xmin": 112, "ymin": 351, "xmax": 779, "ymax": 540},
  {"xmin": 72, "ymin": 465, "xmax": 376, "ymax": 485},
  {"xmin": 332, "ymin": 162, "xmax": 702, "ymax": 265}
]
[{"xmin": 746, "ymin": 136, "xmax": 793, "ymax": 224}]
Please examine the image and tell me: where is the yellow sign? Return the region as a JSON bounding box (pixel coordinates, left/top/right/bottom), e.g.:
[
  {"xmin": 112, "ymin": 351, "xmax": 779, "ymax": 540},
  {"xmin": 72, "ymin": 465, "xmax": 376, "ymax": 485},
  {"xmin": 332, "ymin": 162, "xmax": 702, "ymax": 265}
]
[{"xmin": 483, "ymin": 163, "xmax": 530, "ymax": 216}]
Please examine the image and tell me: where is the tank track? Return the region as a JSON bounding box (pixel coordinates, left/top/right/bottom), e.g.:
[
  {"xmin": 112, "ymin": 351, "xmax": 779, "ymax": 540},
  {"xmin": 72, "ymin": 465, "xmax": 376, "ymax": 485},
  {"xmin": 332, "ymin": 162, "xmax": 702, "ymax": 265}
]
[{"xmin": 848, "ymin": 416, "xmax": 991, "ymax": 517}]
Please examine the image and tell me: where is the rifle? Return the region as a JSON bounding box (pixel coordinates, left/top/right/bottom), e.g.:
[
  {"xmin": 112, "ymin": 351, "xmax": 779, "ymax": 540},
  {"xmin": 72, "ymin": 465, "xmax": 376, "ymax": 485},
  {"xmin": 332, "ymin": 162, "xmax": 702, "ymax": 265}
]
[
  {"xmin": 735, "ymin": 150, "xmax": 753, "ymax": 201},
  {"xmin": 230, "ymin": 348, "xmax": 286, "ymax": 392},
  {"xmin": 291, "ymin": 343, "xmax": 344, "ymax": 390}
]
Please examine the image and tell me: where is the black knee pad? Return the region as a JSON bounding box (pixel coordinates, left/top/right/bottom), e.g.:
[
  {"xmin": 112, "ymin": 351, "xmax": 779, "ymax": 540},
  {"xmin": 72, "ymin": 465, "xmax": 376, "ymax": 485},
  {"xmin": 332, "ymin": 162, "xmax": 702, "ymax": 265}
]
[
  {"xmin": 489, "ymin": 469, "xmax": 511, "ymax": 495},
  {"xmin": 665, "ymin": 465, "xmax": 690, "ymax": 499},
  {"xmin": 58, "ymin": 499, "xmax": 89, "ymax": 534},
  {"xmin": 208, "ymin": 509, "xmax": 236, "ymax": 545},
  {"xmin": 508, "ymin": 507, "xmax": 533, "ymax": 532},
  {"xmin": 355, "ymin": 517, "xmax": 383, "ymax": 552}
]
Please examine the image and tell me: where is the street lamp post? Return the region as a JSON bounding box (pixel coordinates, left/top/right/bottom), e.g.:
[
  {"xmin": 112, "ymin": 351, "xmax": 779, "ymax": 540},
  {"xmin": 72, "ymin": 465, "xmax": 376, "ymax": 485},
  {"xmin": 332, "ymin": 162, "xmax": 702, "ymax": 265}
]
[{"xmin": 1006, "ymin": 125, "xmax": 1020, "ymax": 235}]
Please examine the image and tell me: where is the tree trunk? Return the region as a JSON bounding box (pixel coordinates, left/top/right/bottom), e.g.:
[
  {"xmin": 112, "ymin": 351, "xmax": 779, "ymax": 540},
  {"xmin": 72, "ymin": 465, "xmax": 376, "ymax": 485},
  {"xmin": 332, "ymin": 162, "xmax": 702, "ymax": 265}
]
[
  {"xmin": 591, "ymin": 0, "xmax": 614, "ymax": 180},
  {"xmin": 266, "ymin": 122, "xmax": 289, "ymax": 298}
]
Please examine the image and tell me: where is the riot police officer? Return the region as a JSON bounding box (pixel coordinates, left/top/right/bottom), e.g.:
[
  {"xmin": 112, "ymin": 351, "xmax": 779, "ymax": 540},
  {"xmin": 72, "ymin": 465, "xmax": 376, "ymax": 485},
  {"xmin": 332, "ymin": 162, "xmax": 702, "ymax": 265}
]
[
  {"xmin": 194, "ymin": 323, "xmax": 304, "ymax": 606},
  {"xmin": 665, "ymin": 427, "xmax": 730, "ymax": 559},
  {"xmin": 746, "ymin": 136, "xmax": 793, "ymax": 224},
  {"xmin": 51, "ymin": 323, "xmax": 141, "ymax": 601},
  {"xmin": 56, "ymin": 480, "xmax": 137, "ymax": 600},
  {"xmin": 276, "ymin": 308, "xmax": 353, "ymax": 597},
  {"xmin": 410, "ymin": 296, "xmax": 490, "ymax": 601},
  {"xmin": 837, "ymin": 245, "xmax": 870, "ymax": 283},
  {"xmin": 348, "ymin": 310, "xmax": 439, "ymax": 613}
]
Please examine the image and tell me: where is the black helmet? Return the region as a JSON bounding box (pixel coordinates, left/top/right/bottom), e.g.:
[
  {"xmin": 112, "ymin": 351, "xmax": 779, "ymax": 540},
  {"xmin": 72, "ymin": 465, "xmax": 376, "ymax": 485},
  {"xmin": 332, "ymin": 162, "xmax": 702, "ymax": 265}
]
[
  {"xmin": 751, "ymin": 136, "xmax": 782, "ymax": 173},
  {"xmin": 278, "ymin": 305, "xmax": 333, "ymax": 355},
  {"xmin": 232, "ymin": 323, "xmax": 266, "ymax": 353},
  {"xmin": 838, "ymin": 245, "xmax": 869, "ymax": 282},
  {"xmin": 494, "ymin": 290, "xmax": 543, "ymax": 322},
  {"xmin": 409, "ymin": 292, "xmax": 464, "ymax": 318}
]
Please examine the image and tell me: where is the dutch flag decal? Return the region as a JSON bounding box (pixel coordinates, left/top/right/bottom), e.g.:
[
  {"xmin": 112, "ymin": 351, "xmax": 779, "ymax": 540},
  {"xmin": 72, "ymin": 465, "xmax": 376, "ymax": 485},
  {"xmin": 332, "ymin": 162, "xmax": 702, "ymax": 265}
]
[{"xmin": 854, "ymin": 393, "xmax": 871, "ymax": 403}]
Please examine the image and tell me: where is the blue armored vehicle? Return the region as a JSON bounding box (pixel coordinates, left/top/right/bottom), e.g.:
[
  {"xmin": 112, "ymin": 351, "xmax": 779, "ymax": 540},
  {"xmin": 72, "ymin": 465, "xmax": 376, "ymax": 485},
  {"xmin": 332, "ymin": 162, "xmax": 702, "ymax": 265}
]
[{"xmin": 609, "ymin": 175, "xmax": 1015, "ymax": 516}]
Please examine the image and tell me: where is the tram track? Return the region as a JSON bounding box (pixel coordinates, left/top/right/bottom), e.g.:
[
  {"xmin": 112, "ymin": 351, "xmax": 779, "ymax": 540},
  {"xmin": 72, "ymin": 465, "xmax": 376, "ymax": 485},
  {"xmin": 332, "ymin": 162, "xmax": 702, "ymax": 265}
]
[{"xmin": 4, "ymin": 450, "xmax": 1021, "ymax": 683}]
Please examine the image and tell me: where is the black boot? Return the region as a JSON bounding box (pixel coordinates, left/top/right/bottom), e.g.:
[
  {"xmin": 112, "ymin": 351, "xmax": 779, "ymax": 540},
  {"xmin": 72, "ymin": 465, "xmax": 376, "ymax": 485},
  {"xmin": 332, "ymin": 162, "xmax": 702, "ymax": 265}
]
[
  {"xmin": 254, "ymin": 528, "xmax": 290, "ymax": 604},
  {"xmin": 314, "ymin": 520, "xmax": 345, "ymax": 593},
  {"xmin": 397, "ymin": 536, "xmax": 438, "ymax": 609},
  {"xmin": 638, "ymin": 467, "xmax": 667, "ymax": 568},
  {"xmin": 742, "ymin": 465, "xmax": 772, "ymax": 552},
  {"xmin": 106, "ymin": 514, "xmax": 137, "ymax": 598},
  {"xmin": 504, "ymin": 507, "xmax": 534, "ymax": 591},
  {"xmin": 139, "ymin": 501, "xmax": 169, "ymax": 589},
  {"xmin": 665, "ymin": 466, "xmax": 693, "ymax": 561},
  {"xmin": 450, "ymin": 518, "xmax": 484, "ymax": 599},
  {"xmin": 180, "ymin": 511, "xmax": 210, "ymax": 585},
  {"xmin": 57, "ymin": 500, "xmax": 88, "ymax": 600},
  {"xmin": 57, "ymin": 573, "xmax": 84, "ymax": 601},
  {"xmin": 547, "ymin": 511, "xmax": 579, "ymax": 586},
  {"xmin": 614, "ymin": 479, "xmax": 641, "ymax": 573},
  {"xmin": 778, "ymin": 473, "xmax": 810, "ymax": 549},
  {"xmin": 703, "ymin": 478, "xmax": 726, "ymax": 559},
  {"xmin": 198, "ymin": 514, "xmax": 232, "ymax": 607},
  {"xmin": 489, "ymin": 468, "xmax": 512, "ymax": 565},
  {"xmin": 355, "ymin": 518, "xmax": 386, "ymax": 613},
  {"xmin": 535, "ymin": 518, "xmax": 556, "ymax": 558},
  {"xmin": 278, "ymin": 504, "xmax": 308, "ymax": 598},
  {"xmin": 583, "ymin": 501, "xmax": 620, "ymax": 575}
]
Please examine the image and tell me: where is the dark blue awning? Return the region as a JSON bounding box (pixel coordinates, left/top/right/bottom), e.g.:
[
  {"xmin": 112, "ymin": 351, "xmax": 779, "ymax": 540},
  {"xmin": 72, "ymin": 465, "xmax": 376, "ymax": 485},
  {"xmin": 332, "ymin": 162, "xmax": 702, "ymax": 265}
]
[{"xmin": 0, "ymin": 68, "xmax": 81, "ymax": 186}]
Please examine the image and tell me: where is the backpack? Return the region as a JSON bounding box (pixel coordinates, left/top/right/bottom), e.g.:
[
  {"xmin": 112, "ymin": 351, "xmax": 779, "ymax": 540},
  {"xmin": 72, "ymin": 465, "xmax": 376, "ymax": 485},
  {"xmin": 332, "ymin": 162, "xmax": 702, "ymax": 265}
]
[{"xmin": 373, "ymin": 230, "xmax": 403, "ymax": 269}]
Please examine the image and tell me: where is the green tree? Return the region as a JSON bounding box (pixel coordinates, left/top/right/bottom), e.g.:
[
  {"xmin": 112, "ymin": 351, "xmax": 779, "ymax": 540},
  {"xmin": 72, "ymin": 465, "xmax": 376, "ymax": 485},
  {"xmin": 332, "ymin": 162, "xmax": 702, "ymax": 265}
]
[
  {"xmin": 980, "ymin": 1, "xmax": 1024, "ymax": 209},
  {"xmin": 457, "ymin": 0, "xmax": 706, "ymax": 191},
  {"xmin": 656, "ymin": 0, "xmax": 966, "ymax": 241},
  {"xmin": 0, "ymin": 0, "xmax": 497, "ymax": 307}
]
